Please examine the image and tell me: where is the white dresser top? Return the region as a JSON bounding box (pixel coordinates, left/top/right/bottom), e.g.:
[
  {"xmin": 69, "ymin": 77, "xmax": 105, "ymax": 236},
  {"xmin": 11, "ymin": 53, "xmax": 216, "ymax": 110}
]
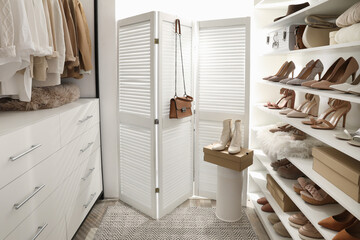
[{"xmin": 0, "ymin": 99, "xmax": 99, "ymax": 136}]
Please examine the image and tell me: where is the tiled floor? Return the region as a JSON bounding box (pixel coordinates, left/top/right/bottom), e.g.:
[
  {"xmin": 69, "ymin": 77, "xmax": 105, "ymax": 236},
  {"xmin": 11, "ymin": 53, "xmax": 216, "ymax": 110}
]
[{"xmin": 73, "ymin": 199, "xmax": 270, "ymax": 240}]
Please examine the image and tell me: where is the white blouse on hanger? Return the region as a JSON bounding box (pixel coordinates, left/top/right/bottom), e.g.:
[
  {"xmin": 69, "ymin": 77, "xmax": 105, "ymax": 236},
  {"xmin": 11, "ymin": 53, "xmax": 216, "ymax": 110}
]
[{"xmin": 0, "ymin": 0, "xmax": 16, "ymax": 58}]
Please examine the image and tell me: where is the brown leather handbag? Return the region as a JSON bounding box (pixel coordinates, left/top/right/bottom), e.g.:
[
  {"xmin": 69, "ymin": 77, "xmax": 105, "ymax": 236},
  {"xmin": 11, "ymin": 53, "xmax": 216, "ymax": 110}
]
[{"xmin": 169, "ymin": 19, "xmax": 193, "ymax": 119}]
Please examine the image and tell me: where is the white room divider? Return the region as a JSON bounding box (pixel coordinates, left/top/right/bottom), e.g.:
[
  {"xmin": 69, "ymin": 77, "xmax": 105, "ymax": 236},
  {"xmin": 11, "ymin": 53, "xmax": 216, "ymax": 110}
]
[
  {"xmin": 195, "ymin": 18, "xmax": 251, "ymax": 200},
  {"xmin": 118, "ymin": 12, "xmax": 250, "ymax": 219}
]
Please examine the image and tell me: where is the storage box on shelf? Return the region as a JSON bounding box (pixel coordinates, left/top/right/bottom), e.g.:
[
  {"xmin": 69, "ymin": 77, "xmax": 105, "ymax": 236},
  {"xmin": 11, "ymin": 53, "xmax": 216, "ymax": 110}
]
[
  {"xmin": 312, "ymin": 147, "xmax": 360, "ymax": 202},
  {"xmin": 0, "ymin": 99, "xmax": 102, "ymax": 240},
  {"xmin": 253, "ymin": 150, "xmax": 344, "ymax": 240},
  {"xmin": 267, "ymin": 174, "xmax": 299, "ymax": 212},
  {"xmin": 256, "ymin": 104, "xmax": 360, "ymax": 161}
]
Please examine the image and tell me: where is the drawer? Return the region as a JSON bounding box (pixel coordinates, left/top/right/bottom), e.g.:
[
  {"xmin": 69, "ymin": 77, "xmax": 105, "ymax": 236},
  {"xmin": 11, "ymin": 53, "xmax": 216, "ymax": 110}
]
[
  {"xmin": 0, "ymin": 115, "xmax": 61, "ymax": 189},
  {"xmin": 66, "ymin": 162, "xmax": 102, "ymax": 239},
  {"xmin": 78, "ymin": 148, "xmax": 102, "ymax": 194},
  {"xmin": 60, "ymin": 100, "xmax": 99, "ymax": 146},
  {"xmin": 0, "ymin": 145, "xmax": 73, "ymax": 240},
  {"xmin": 4, "ymin": 181, "xmax": 69, "ymax": 240},
  {"xmin": 44, "ymin": 217, "xmax": 67, "ymax": 240}
]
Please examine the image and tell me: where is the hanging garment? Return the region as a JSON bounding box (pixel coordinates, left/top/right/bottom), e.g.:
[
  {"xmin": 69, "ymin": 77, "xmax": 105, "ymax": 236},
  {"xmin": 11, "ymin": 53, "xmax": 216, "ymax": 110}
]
[
  {"xmin": 33, "ymin": 0, "xmax": 65, "ymax": 87},
  {"xmin": 75, "ymin": 0, "xmax": 92, "ymax": 72},
  {"xmin": 32, "ymin": 0, "xmax": 52, "ymax": 56},
  {"xmin": 0, "ymin": 0, "xmax": 35, "ymax": 102},
  {"xmin": 59, "ymin": 0, "xmax": 75, "ymax": 62},
  {"xmin": 0, "ymin": 0, "xmax": 16, "ymax": 58}
]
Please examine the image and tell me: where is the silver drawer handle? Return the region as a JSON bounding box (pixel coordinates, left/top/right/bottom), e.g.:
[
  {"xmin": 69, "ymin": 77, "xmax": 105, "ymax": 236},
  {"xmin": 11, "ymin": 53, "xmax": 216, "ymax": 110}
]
[
  {"xmin": 9, "ymin": 144, "xmax": 42, "ymax": 162},
  {"xmin": 82, "ymin": 168, "xmax": 95, "ymax": 181},
  {"xmin": 78, "ymin": 115, "xmax": 94, "ymax": 124},
  {"xmin": 14, "ymin": 184, "xmax": 46, "ymax": 210},
  {"xmin": 83, "ymin": 192, "xmax": 97, "ymax": 208},
  {"xmin": 80, "ymin": 142, "xmax": 94, "ymax": 153},
  {"xmin": 31, "ymin": 223, "xmax": 48, "ymax": 240}
]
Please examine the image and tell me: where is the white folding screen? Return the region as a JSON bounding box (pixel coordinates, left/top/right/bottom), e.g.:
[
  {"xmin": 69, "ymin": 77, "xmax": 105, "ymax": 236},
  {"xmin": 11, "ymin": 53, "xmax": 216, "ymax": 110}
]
[
  {"xmin": 118, "ymin": 12, "xmax": 251, "ymax": 218},
  {"xmin": 195, "ymin": 18, "xmax": 251, "ymax": 200},
  {"xmin": 118, "ymin": 12, "xmax": 157, "ymax": 218},
  {"xmin": 158, "ymin": 13, "xmax": 194, "ymax": 218}
]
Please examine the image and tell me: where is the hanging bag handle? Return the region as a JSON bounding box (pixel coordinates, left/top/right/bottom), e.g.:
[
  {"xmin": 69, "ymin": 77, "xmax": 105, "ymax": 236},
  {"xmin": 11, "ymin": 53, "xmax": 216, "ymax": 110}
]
[{"xmin": 174, "ymin": 19, "xmax": 187, "ymax": 97}]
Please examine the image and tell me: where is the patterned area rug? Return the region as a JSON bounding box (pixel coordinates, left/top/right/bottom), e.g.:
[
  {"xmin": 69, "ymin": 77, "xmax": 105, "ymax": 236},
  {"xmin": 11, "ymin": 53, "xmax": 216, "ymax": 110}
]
[{"xmin": 95, "ymin": 202, "xmax": 258, "ymax": 240}]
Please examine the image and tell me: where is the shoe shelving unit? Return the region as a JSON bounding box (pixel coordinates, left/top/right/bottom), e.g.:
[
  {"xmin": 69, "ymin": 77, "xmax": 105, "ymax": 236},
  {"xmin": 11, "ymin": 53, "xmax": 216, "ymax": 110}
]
[
  {"xmin": 258, "ymin": 80, "xmax": 360, "ymax": 104},
  {"xmin": 249, "ymin": 1, "xmax": 360, "ymax": 240}
]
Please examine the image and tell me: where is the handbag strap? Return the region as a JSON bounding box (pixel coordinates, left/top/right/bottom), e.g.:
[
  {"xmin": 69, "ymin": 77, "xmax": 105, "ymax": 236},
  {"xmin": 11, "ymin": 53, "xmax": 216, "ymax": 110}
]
[{"xmin": 174, "ymin": 19, "xmax": 187, "ymax": 97}]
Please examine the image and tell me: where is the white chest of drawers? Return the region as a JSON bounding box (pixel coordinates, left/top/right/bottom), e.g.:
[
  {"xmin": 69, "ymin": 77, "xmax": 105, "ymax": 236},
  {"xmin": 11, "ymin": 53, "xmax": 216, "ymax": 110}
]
[{"xmin": 0, "ymin": 99, "xmax": 103, "ymax": 240}]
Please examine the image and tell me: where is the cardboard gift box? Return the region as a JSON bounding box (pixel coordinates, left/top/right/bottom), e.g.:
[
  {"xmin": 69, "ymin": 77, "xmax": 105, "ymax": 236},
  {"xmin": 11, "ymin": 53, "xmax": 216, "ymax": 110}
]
[
  {"xmin": 266, "ymin": 174, "xmax": 299, "ymax": 212},
  {"xmin": 312, "ymin": 147, "xmax": 360, "ymax": 202},
  {"xmin": 203, "ymin": 145, "xmax": 253, "ymax": 172}
]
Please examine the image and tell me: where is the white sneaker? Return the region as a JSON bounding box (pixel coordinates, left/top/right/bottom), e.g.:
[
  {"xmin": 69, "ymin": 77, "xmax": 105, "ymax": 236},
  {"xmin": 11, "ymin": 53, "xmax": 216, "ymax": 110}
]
[
  {"xmin": 212, "ymin": 119, "xmax": 232, "ymax": 151},
  {"xmin": 228, "ymin": 120, "xmax": 242, "ymax": 154}
]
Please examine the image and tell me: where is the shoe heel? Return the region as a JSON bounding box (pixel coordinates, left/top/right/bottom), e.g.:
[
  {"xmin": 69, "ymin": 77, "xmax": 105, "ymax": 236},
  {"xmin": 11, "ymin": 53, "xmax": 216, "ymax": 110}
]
[
  {"xmin": 342, "ymin": 113, "xmax": 347, "ymax": 128},
  {"xmin": 317, "ymin": 72, "xmax": 321, "ymax": 80},
  {"xmin": 352, "ymin": 72, "xmax": 356, "ymax": 81}
]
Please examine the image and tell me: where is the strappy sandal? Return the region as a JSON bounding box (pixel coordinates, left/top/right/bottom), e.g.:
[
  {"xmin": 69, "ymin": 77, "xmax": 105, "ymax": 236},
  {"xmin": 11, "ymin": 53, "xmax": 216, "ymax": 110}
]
[
  {"xmin": 268, "ymin": 90, "xmax": 295, "ymax": 109},
  {"xmin": 302, "ymin": 98, "xmax": 338, "ymax": 125},
  {"xmin": 291, "ymin": 129, "xmax": 307, "ymax": 140},
  {"xmin": 264, "ymin": 88, "xmax": 288, "ymax": 107},
  {"xmin": 287, "ymin": 95, "xmax": 319, "ymax": 118},
  {"xmin": 311, "ymin": 101, "xmax": 351, "ymax": 130},
  {"xmin": 300, "ymin": 184, "xmax": 337, "ymax": 205},
  {"xmin": 293, "ymin": 177, "xmax": 317, "ymax": 195},
  {"xmin": 280, "ymin": 93, "xmax": 312, "ymax": 115}
]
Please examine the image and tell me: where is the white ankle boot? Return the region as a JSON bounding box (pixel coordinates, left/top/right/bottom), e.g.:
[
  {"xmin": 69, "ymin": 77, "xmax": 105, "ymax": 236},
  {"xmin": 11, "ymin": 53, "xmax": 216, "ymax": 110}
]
[
  {"xmin": 228, "ymin": 120, "xmax": 242, "ymax": 154},
  {"xmin": 212, "ymin": 119, "xmax": 232, "ymax": 151}
]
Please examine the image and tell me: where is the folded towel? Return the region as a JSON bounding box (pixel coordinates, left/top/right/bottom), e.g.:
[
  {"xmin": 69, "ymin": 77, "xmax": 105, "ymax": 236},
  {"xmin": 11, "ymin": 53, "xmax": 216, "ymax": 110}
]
[
  {"xmin": 335, "ymin": 22, "xmax": 360, "ymax": 44},
  {"xmin": 336, "ymin": 2, "xmax": 360, "ymax": 27}
]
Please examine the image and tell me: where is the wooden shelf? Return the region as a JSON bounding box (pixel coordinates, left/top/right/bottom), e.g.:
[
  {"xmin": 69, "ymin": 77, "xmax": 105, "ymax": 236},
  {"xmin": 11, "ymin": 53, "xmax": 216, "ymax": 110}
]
[
  {"xmin": 287, "ymin": 156, "xmax": 360, "ymax": 220},
  {"xmin": 265, "ymin": 0, "xmax": 360, "ymax": 29},
  {"xmin": 263, "ymin": 41, "xmax": 360, "ymax": 56},
  {"xmin": 250, "ymin": 192, "xmax": 293, "ymax": 240},
  {"xmin": 253, "ymin": 151, "xmax": 345, "ymax": 240},
  {"xmin": 257, "ymin": 80, "xmax": 360, "ymax": 104},
  {"xmin": 255, "ymin": 104, "xmax": 360, "ymax": 161}
]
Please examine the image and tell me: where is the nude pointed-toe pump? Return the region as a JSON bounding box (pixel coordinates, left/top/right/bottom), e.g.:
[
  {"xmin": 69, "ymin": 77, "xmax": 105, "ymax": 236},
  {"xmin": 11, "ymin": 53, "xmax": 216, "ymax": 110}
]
[
  {"xmin": 279, "ymin": 60, "xmax": 314, "ymax": 84},
  {"xmin": 212, "ymin": 119, "xmax": 232, "ymax": 151},
  {"xmin": 268, "ymin": 61, "xmax": 296, "ymax": 82},
  {"xmin": 311, "ymin": 57, "xmax": 359, "ymax": 90},
  {"xmin": 302, "ymin": 57, "xmax": 345, "ymax": 87},
  {"xmin": 286, "ymin": 59, "xmax": 324, "ymax": 86},
  {"xmin": 263, "ymin": 61, "xmax": 289, "ymax": 80}
]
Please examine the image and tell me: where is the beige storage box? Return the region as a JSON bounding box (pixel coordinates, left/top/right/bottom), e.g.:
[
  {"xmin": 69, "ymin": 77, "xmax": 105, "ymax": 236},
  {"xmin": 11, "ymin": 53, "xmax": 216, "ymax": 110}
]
[
  {"xmin": 266, "ymin": 174, "xmax": 299, "ymax": 212},
  {"xmin": 312, "ymin": 147, "xmax": 360, "ymax": 202},
  {"xmin": 203, "ymin": 145, "xmax": 253, "ymax": 172}
]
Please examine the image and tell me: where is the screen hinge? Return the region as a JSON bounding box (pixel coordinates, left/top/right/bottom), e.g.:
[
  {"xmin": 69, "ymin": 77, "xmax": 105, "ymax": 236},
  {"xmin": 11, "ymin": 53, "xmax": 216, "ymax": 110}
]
[
  {"xmin": 154, "ymin": 119, "xmax": 159, "ymax": 124},
  {"xmin": 155, "ymin": 188, "xmax": 160, "ymax": 193},
  {"xmin": 154, "ymin": 38, "xmax": 159, "ymax": 44}
]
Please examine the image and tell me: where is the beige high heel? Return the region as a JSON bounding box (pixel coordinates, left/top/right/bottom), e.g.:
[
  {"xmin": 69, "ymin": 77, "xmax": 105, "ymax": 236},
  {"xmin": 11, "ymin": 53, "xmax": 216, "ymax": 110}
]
[
  {"xmin": 268, "ymin": 61, "xmax": 296, "ymax": 82},
  {"xmin": 280, "ymin": 93, "xmax": 312, "ymax": 115},
  {"xmin": 268, "ymin": 90, "xmax": 295, "ymax": 109},
  {"xmin": 302, "ymin": 98, "xmax": 337, "ymax": 125},
  {"xmin": 287, "ymin": 95, "xmax": 319, "ymax": 118},
  {"xmin": 264, "ymin": 88, "xmax": 288, "ymax": 108},
  {"xmin": 286, "ymin": 59, "xmax": 324, "ymax": 86},
  {"xmin": 311, "ymin": 100, "xmax": 351, "ymax": 130},
  {"xmin": 263, "ymin": 61, "xmax": 289, "ymax": 80}
]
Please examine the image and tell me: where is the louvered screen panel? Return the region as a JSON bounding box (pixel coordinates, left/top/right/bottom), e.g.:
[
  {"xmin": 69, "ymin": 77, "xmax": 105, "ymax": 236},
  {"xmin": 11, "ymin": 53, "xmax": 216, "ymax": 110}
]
[
  {"xmin": 198, "ymin": 25, "xmax": 246, "ymax": 114},
  {"xmin": 119, "ymin": 124, "xmax": 152, "ymax": 209},
  {"xmin": 196, "ymin": 18, "xmax": 250, "ymax": 200},
  {"xmin": 160, "ymin": 20, "xmax": 192, "ymax": 117},
  {"xmin": 118, "ymin": 21, "xmax": 151, "ymax": 117},
  {"xmin": 161, "ymin": 121, "xmax": 193, "ymax": 210}
]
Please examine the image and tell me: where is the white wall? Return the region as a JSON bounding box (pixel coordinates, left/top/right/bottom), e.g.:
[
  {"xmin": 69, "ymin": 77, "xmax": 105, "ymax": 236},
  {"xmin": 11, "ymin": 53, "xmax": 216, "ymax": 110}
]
[
  {"xmin": 116, "ymin": 0, "xmax": 252, "ymax": 20},
  {"xmin": 98, "ymin": 0, "xmax": 119, "ymax": 198}
]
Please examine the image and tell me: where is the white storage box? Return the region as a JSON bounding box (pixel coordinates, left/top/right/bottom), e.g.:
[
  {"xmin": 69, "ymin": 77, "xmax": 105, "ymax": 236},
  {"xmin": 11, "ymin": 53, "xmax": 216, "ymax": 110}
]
[{"xmin": 266, "ymin": 25, "xmax": 297, "ymax": 52}]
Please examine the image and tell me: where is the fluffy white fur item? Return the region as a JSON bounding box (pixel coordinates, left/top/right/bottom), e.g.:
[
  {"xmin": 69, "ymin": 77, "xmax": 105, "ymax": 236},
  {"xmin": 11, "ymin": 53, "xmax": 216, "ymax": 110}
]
[{"xmin": 256, "ymin": 124, "xmax": 325, "ymax": 161}]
